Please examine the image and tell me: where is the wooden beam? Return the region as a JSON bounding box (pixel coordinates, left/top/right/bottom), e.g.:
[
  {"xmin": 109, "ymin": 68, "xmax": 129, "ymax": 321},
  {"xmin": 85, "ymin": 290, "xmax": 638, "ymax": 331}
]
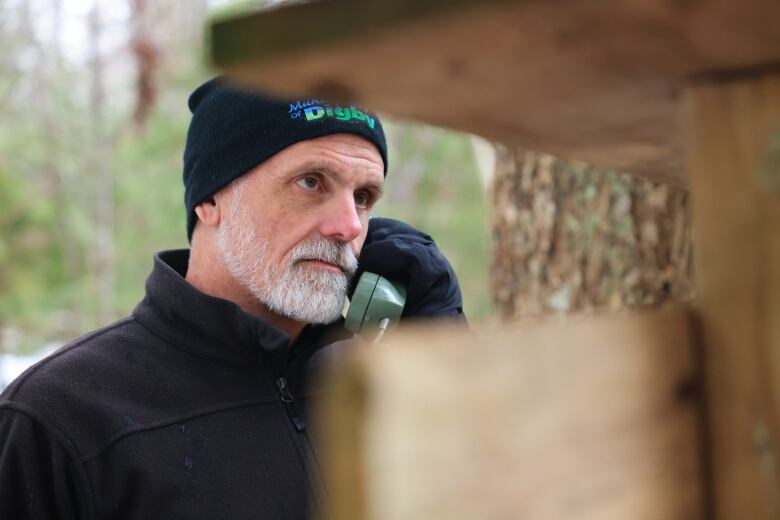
[
  {"xmin": 314, "ymin": 307, "xmax": 704, "ymax": 519},
  {"xmin": 686, "ymin": 70, "xmax": 780, "ymax": 518},
  {"xmin": 211, "ymin": 0, "xmax": 780, "ymax": 185}
]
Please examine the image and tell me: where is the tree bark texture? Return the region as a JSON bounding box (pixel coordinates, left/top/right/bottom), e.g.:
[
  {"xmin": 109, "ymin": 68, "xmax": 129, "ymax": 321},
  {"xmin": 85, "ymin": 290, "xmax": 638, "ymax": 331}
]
[
  {"xmin": 89, "ymin": 3, "xmax": 115, "ymax": 326},
  {"xmin": 491, "ymin": 146, "xmax": 694, "ymax": 319}
]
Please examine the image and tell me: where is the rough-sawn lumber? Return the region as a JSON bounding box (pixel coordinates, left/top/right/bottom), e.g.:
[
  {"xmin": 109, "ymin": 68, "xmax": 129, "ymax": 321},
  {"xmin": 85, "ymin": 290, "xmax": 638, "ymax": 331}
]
[
  {"xmin": 211, "ymin": 0, "xmax": 780, "ymax": 186},
  {"xmin": 314, "ymin": 307, "xmax": 704, "ymax": 519}
]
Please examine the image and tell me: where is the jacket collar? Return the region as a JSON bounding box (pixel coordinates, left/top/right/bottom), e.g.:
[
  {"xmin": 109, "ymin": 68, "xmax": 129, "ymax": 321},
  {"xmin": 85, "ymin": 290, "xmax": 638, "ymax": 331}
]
[{"xmin": 132, "ymin": 249, "xmax": 295, "ymax": 370}]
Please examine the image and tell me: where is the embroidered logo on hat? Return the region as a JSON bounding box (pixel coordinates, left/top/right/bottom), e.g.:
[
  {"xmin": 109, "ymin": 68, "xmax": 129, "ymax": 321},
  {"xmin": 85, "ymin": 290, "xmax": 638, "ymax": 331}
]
[{"xmin": 288, "ymin": 99, "xmax": 376, "ymax": 129}]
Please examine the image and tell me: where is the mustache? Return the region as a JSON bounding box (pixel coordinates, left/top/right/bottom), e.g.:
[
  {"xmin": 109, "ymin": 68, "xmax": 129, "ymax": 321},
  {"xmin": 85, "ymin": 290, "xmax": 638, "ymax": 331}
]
[{"xmin": 290, "ymin": 237, "xmax": 358, "ymax": 275}]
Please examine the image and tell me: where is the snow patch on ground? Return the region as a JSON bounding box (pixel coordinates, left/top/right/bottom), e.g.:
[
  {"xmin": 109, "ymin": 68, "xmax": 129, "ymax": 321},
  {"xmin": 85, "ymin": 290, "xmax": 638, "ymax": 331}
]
[{"xmin": 0, "ymin": 345, "xmax": 59, "ymax": 392}]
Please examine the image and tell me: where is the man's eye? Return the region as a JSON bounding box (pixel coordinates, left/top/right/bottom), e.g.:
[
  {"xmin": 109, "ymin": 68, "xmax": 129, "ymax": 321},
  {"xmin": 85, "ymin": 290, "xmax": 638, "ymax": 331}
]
[
  {"xmin": 296, "ymin": 176, "xmax": 319, "ymax": 190},
  {"xmin": 354, "ymin": 190, "xmax": 371, "ymax": 208}
]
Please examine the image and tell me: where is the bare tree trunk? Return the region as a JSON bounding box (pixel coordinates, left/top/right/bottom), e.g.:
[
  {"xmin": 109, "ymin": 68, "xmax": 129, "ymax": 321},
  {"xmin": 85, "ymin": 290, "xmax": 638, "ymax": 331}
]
[
  {"xmin": 129, "ymin": 0, "xmax": 159, "ymax": 131},
  {"xmin": 33, "ymin": 0, "xmax": 81, "ymax": 281},
  {"xmin": 89, "ymin": 3, "xmax": 115, "ymax": 326},
  {"xmin": 490, "ymin": 146, "xmax": 694, "ymax": 320},
  {"xmin": 186, "ymin": 0, "xmax": 209, "ymax": 46},
  {"xmin": 51, "ymin": 0, "xmax": 63, "ymax": 66}
]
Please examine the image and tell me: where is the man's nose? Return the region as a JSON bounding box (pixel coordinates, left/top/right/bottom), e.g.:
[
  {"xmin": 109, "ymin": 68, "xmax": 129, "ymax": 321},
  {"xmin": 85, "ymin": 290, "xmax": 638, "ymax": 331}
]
[{"xmin": 319, "ymin": 192, "xmax": 363, "ymax": 242}]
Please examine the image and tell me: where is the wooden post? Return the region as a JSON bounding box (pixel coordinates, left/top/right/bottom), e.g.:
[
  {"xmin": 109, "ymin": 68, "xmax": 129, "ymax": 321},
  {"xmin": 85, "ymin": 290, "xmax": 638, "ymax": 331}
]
[
  {"xmin": 316, "ymin": 308, "xmax": 704, "ymax": 519},
  {"xmin": 686, "ymin": 70, "xmax": 780, "ymax": 519}
]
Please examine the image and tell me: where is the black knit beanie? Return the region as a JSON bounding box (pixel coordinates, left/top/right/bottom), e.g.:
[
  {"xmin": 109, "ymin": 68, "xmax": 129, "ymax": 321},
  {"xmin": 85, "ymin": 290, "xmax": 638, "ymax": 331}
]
[{"xmin": 182, "ymin": 77, "xmax": 388, "ymax": 241}]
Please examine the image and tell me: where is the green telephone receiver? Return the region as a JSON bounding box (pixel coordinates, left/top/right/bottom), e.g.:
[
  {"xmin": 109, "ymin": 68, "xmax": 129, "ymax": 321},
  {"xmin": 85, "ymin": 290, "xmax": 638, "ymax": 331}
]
[{"xmin": 344, "ymin": 272, "xmax": 407, "ymax": 344}]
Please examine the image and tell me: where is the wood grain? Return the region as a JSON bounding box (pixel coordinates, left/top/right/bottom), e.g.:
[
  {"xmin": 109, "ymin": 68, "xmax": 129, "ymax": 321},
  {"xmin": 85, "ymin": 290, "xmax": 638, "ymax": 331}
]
[
  {"xmin": 211, "ymin": 0, "xmax": 780, "ymax": 185},
  {"xmin": 686, "ymin": 70, "xmax": 780, "ymax": 519},
  {"xmin": 314, "ymin": 306, "xmax": 704, "ymax": 519}
]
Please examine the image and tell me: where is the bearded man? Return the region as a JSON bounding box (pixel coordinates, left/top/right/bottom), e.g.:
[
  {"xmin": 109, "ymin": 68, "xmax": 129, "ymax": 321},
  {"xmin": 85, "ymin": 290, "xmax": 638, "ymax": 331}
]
[{"xmin": 0, "ymin": 78, "xmax": 464, "ymax": 519}]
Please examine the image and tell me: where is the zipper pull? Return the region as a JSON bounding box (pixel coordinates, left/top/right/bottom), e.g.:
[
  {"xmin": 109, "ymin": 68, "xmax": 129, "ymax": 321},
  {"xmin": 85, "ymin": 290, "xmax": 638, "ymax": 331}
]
[
  {"xmin": 291, "ymin": 416, "xmax": 306, "ymax": 432},
  {"xmin": 276, "ymin": 377, "xmax": 294, "ymax": 403},
  {"xmin": 276, "ymin": 377, "xmax": 306, "ymax": 431}
]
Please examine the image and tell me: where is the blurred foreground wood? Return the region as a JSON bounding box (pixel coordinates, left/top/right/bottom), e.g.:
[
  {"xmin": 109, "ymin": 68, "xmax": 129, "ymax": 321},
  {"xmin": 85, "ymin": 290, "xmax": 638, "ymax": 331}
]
[
  {"xmin": 211, "ymin": 0, "xmax": 780, "ymax": 185},
  {"xmin": 212, "ymin": 3, "xmax": 780, "ymax": 517},
  {"xmin": 687, "ymin": 70, "xmax": 780, "ymax": 519},
  {"xmin": 316, "ymin": 307, "xmax": 704, "ymax": 519}
]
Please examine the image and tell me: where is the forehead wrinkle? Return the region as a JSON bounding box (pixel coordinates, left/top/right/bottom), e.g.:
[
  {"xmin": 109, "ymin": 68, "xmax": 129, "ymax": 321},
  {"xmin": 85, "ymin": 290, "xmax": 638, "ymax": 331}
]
[
  {"xmin": 308, "ymin": 133, "xmax": 383, "ymax": 160},
  {"xmin": 300, "ymin": 145, "xmax": 383, "ymax": 170}
]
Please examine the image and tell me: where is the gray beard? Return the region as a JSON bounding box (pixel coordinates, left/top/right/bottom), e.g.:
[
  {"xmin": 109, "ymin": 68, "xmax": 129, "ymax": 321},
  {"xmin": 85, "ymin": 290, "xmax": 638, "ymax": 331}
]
[{"xmin": 216, "ymin": 195, "xmax": 357, "ymax": 325}]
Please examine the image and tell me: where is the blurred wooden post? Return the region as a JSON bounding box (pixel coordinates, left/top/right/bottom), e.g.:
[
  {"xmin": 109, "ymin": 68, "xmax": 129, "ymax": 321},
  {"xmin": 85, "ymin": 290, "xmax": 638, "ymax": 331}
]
[
  {"xmin": 316, "ymin": 308, "xmax": 704, "ymax": 519},
  {"xmin": 208, "ymin": 1, "xmax": 780, "ymax": 516},
  {"xmin": 686, "ymin": 70, "xmax": 780, "ymax": 519}
]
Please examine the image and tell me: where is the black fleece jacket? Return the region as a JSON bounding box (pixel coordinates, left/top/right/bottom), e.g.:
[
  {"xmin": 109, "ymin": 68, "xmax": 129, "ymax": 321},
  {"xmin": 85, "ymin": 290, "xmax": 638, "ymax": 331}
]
[
  {"xmin": 0, "ymin": 221, "xmax": 465, "ymax": 519},
  {"xmin": 0, "ymin": 250, "xmax": 332, "ymax": 520}
]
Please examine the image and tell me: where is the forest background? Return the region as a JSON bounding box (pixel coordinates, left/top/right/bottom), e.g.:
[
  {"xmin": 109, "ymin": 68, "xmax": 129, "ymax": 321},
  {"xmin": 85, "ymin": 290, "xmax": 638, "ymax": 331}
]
[{"xmin": 0, "ymin": 0, "xmax": 492, "ymax": 361}]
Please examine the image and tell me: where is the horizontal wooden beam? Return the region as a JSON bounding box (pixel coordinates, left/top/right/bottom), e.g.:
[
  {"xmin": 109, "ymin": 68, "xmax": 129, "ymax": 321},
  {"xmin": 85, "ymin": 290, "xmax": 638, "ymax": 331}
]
[
  {"xmin": 314, "ymin": 306, "xmax": 705, "ymax": 519},
  {"xmin": 211, "ymin": 0, "xmax": 780, "ymax": 185}
]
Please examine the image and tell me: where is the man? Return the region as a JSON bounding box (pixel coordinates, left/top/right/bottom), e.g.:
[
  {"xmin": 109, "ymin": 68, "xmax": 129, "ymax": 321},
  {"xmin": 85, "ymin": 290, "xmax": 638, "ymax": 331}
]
[{"xmin": 0, "ymin": 78, "xmax": 464, "ymax": 519}]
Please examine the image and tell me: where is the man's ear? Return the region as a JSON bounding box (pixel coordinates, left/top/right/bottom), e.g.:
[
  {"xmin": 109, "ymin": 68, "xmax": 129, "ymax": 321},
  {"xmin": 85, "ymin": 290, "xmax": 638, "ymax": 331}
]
[{"xmin": 194, "ymin": 196, "xmax": 220, "ymax": 228}]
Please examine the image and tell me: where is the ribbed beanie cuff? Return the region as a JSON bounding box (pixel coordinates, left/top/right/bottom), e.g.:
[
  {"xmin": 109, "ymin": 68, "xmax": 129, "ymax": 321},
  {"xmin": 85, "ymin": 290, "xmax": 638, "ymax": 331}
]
[{"xmin": 182, "ymin": 77, "xmax": 388, "ymax": 241}]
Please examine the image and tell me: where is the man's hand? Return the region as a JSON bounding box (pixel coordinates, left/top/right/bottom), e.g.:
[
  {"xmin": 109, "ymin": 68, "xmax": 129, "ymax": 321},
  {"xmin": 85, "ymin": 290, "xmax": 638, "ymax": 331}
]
[
  {"xmin": 297, "ymin": 218, "xmax": 466, "ymax": 390},
  {"xmin": 356, "ymin": 217, "xmax": 466, "ymax": 322}
]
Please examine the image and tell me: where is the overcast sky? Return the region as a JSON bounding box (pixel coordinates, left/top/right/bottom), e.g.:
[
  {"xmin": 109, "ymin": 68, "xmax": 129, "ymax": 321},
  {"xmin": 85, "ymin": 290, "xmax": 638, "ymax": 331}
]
[{"xmin": 18, "ymin": 0, "xmax": 236, "ymax": 64}]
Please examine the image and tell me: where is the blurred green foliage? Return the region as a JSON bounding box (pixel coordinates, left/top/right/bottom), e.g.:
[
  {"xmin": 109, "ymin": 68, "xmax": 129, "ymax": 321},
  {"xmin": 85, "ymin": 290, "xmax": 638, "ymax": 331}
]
[
  {"xmin": 377, "ymin": 124, "xmax": 492, "ymax": 320},
  {"xmin": 0, "ymin": 1, "xmax": 491, "ymax": 355}
]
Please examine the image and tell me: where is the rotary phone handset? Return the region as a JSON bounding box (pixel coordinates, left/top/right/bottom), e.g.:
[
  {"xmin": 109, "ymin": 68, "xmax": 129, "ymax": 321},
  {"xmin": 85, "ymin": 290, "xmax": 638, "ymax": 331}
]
[{"xmin": 344, "ymin": 272, "xmax": 407, "ymax": 344}]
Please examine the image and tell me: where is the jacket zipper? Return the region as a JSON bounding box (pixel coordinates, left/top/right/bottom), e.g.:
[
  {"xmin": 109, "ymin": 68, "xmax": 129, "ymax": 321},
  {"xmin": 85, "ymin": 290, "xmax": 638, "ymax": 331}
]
[
  {"xmin": 275, "ymin": 375, "xmax": 329, "ymax": 516},
  {"xmin": 276, "ymin": 377, "xmax": 305, "ymax": 431}
]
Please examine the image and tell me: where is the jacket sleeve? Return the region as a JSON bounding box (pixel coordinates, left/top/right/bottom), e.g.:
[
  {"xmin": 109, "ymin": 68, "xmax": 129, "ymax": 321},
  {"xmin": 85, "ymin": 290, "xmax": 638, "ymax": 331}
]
[{"xmin": 0, "ymin": 406, "xmax": 83, "ymax": 520}]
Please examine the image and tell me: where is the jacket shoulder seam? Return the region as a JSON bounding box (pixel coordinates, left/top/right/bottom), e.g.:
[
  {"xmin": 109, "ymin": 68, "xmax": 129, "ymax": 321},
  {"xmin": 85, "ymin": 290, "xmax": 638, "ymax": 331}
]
[{"xmin": 81, "ymin": 397, "xmax": 281, "ymax": 462}]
